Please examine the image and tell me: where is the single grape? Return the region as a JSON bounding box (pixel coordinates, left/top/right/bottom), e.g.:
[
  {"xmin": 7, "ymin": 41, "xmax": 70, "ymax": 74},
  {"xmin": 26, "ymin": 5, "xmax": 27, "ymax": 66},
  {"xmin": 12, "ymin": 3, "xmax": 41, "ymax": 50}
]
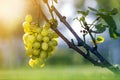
[
  {"xmin": 43, "ymin": 36, "xmax": 49, "ymax": 42},
  {"xmin": 41, "ymin": 29, "xmax": 48, "ymax": 36},
  {"xmin": 22, "ymin": 21, "xmax": 31, "ymax": 33},
  {"xmin": 36, "ymin": 27, "xmax": 42, "ymax": 33},
  {"xmin": 37, "ymin": 34, "xmax": 43, "ymax": 41},
  {"xmin": 25, "ymin": 14, "xmax": 32, "ymax": 23},
  {"xmin": 48, "ymin": 41, "xmax": 53, "ymax": 47},
  {"xmin": 32, "ymin": 42, "xmax": 40, "ymax": 49},
  {"xmin": 23, "ymin": 33, "xmax": 29, "ymax": 44},
  {"xmin": 47, "ymin": 33, "xmax": 54, "ymax": 39},
  {"xmin": 22, "ymin": 21, "xmax": 31, "ymax": 28},
  {"xmin": 41, "ymin": 42, "xmax": 48, "ymax": 50},
  {"xmin": 47, "ymin": 46, "xmax": 53, "ymax": 52},
  {"xmin": 33, "ymin": 49, "xmax": 40, "ymax": 56},
  {"xmin": 40, "ymin": 51, "xmax": 48, "ymax": 59},
  {"xmin": 29, "ymin": 58, "xmax": 39, "ymax": 67},
  {"xmin": 51, "ymin": 39, "xmax": 58, "ymax": 46},
  {"xmin": 26, "ymin": 43, "xmax": 33, "ymax": 49},
  {"xmin": 28, "ymin": 34, "xmax": 36, "ymax": 43}
]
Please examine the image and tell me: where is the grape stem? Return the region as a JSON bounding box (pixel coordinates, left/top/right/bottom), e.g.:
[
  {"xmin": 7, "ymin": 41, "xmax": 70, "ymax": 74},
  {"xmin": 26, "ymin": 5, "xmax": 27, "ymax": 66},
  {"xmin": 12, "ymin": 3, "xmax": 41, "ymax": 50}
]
[{"xmin": 40, "ymin": 1, "xmax": 120, "ymax": 74}]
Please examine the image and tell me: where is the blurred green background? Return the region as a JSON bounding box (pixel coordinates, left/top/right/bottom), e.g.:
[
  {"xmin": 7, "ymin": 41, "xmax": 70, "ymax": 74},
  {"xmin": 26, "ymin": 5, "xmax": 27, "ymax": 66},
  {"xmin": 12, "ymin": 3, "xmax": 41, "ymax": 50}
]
[{"xmin": 0, "ymin": 0, "xmax": 120, "ymax": 80}]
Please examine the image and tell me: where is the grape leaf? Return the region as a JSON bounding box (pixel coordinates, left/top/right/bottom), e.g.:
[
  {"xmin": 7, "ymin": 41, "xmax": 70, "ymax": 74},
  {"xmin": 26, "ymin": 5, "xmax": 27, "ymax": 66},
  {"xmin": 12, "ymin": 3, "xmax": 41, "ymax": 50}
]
[
  {"xmin": 95, "ymin": 24, "xmax": 106, "ymax": 33},
  {"xmin": 80, "ymin": 16, "xmax": 85, "ymax": 22},
  {"xmin": 77, "ymin": 10, "xmax": 89, "ymax": 16},
  {"xmin": 97, "ymin": 13, "xmax": 120, "ymax": 39},
  {"xmin": 110, "ymin": 8, "xmax": 118, "ymax": 15}
]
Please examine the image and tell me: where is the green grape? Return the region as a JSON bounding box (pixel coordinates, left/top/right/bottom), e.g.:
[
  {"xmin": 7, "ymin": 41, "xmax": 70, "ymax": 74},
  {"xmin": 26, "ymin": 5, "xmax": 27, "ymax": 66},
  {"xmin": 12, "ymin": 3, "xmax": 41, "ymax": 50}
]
[
  {"xmin": 41, "ymin": 29, "xmax": 48, "ymax": 36},
  {"xmin": 44, "ymin": 23, "xmax": 50, "ymax": 30},
  {"xmin": 33, "ymin": 49, "xmax": 40, "ymax": 56},
  {"xmin": 48, "ymin": 40, "xmax": 58, "ymax": 47},
  {"xmin": 26, "ymin": 42, "xmax": 33, "ymax": 49},
  {"xmin": 26, "ymin": 48, "xmax": 33, "ymax": 57},
  {"xmin": 23, "ymin": 33, "xmax": 29, "ymax": 44},
  {"xmin": 41, "ymin": 42, "xmax": 48, "ymax": 50},
  {"xmin": 47, "ymin": 46, "xmax": 53, "ymax": 52},
  {"xmin": 25, "ymin": 14, "xmax": 32, "ymax": 23},
  {"xmin": 51, "ymin": 39, "xmax": 58, "ymax": 46},
  {"xmin": 40, "ymin": 51, "xmax": 48, "ymax": 59},
  {"xmin": 22, "ymin": 21, "xmax": 31, "ymax": 28},
  {"xmin": 48, "ymin": 41, "xmax": 53, "ymax": 47},
  {"xmin": 22, "ymin": 21, "xmax": 31, "ymax": 33},
  {"xmin": 43, "ymin": 36, "xmax": 49, "ymax": 42},
  {"xmin": 53, "ymin": 32, "xmax": 59, "ymax": 38},
  {"xmin": 36, "ymin": 27, "xmax": 42, "ymax": 33},
  {"xmin": 31, "ymin": 25, "xmax": 37, "ymax": 32},
  {"xmin": 28, "ymin": 34, "xmax": 36, "ymax": 43},
  {"xmin": 37, "ymin": 34, "xmax": 43, "ymax": 41},
  {"xmin": 29, "ymin": 58, "xmax": 39, "ymax": 67},
  {"xmin": 32, "ymin": 42, "xmax": 40, "ymax": 49},
  {"xmin": 47, "ymin": 33, "xmax": 54, "ymax": 39}
]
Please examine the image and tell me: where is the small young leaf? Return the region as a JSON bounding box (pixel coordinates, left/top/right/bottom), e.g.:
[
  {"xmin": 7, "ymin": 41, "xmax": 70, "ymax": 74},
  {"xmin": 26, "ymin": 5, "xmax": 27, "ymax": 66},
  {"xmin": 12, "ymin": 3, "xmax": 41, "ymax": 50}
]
[
  {"xmin": 90, "ymin": 36, "xmax": 105, "ymax": 44},
  {"xmin": 77, "ymin": 10, "xmax": 89, "ymax": 16},
  {"xmin": 96, "ymin": 35, "xmax": 105, "ymax": 43},
  {"xmin": 80, "ymin": 16, "xmax": 85, "ymax": 22},
  {"xmin": 95, "ymin": 24, "xmax": 106, "ymax": 33}
]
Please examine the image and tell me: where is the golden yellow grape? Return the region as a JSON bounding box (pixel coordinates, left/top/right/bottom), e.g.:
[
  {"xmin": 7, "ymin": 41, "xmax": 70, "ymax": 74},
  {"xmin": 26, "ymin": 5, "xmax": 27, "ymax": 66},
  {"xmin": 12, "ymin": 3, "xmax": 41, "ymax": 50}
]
[{"xmin": 25, "ymin": 14, "xmax": 32, "ymax": 23}]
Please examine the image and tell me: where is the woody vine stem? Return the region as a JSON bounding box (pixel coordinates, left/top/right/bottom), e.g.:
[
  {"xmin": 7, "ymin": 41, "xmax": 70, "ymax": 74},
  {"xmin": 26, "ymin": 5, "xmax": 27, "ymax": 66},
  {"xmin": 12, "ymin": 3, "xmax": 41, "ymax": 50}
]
[{"xmin": 38, "ymin": 0, "xmax": 120, "ymax": 74}]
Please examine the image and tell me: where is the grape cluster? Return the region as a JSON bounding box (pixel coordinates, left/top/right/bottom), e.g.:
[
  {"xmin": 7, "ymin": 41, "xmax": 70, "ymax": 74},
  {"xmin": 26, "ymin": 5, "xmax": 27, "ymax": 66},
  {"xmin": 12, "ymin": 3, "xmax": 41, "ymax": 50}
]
[{"xmin": 22, "ymin": 15, "xmax": 59, "ymax": 68}]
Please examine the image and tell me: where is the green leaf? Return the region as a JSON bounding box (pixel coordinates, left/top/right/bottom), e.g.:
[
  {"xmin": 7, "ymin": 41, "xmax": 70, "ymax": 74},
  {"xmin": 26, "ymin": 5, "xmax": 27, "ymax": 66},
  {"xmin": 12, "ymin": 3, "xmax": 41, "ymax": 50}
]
[
  {"xmin": 77, "ymin": 10, "xmax": 89, "ymax": 16},
  {"xmin": 88, "ymin": 7, "xmax": 98, "ymax": 12},
  {"xmin": 109, "ymin": 28, "xmax": 118, "ymax": 39},
  {"xmin": 110, "ymin": 8, "xmax": 118, "ymax": 15},
  {"xmin": 98, "ymin": 14, "xmax": 120, "ymax": 39},
  {"xmin": 98, "ymin": 8, "xmax": 118, "ymax": 15},
  {"xmin": 95, "ymin": 24, "xmax": 106, "ymax": 33},
  {"xmin": 80, "ymin": 16, "xmax": 85, "ymax": 22},
  {"xmin": 99, "ymin": 8, "xmax": 108, "ymax": 12}
]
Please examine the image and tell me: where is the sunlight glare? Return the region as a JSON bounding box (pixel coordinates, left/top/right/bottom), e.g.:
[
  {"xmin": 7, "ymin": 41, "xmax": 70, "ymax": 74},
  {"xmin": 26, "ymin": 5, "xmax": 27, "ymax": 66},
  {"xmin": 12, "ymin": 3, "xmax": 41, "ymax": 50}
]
[{"xmin": 0, "ymin": 0, "xmax": 26, "ymax": 31}]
